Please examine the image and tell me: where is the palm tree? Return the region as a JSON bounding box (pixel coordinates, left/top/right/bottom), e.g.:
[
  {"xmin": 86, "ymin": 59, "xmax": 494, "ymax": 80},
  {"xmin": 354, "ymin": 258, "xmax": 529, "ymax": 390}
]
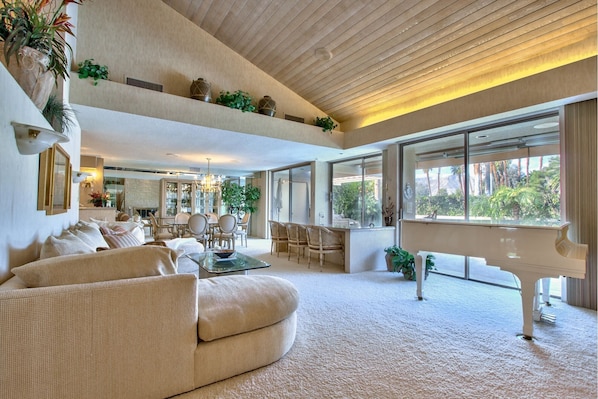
[
  {"xmin": 450, "ymin": 165, "xmax": 465, "ymax": 194},
  {"xmin": 488, "ymin": 185, "xmax": 538, "ymax": 221}
]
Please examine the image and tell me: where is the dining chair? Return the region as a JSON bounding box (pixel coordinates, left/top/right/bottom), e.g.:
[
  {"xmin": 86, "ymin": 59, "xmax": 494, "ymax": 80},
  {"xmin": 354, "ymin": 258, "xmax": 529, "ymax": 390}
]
[
  {"xmin": 174, "ymin": 212, "xmax": 191, "ymax": 224},
  {"xmin": 187, "ymin": 213, "xmax": 209, "ymax": 248},
  {"xmin": 235, "ymin": 212, "xmax": 251, "ymax": 247},
  {"xmin": 269, "ymin": 220, "xmax": 288, "ymax": 257},
  {"xmin": 170, "ymin": 212, "xmax": 191, "ymax": 237},
  {"xmin": 149, "ymin": 213, "xmax": 174, "ymax": 241},
  {"xmin": 286, "ymin": 223, "xmax": 308, "ymax": 263},
  {"xmin": 305, "ymin": 225, "xmax": 344, "ymax": 271},
  {"xmin": 214, "ymin": 214, "xmax": 237, "ymax": 250}
]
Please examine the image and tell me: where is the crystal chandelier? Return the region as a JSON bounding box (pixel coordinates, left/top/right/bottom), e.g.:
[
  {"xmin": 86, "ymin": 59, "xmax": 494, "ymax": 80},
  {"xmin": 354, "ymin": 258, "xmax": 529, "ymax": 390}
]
[{"xmin": 198, "ymin": 158, "xmax": 222, "ymax": 193}]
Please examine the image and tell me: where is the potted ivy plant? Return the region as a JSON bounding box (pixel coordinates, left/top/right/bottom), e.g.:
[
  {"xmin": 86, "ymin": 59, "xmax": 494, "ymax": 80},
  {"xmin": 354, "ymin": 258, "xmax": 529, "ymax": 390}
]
[
  {"xmin": 215, "ymin": 90, "xmax": 256, "ymax": 112},
  {"xmin": 314, "ymin": 116, "xmax": 338, "ymax": 133},
  {"xmin": 77, "ymin": 58, "xmax": 108, "ymax": 85},
  {"xmin": 384, "ymin": 245, "xmax": 436, "ymax": 281}
]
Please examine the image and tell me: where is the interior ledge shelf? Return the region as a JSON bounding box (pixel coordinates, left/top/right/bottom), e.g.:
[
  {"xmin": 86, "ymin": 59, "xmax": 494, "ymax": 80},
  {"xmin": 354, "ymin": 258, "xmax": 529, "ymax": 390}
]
[{"xmin": 69, "ymin": 78, "xmax": 343, "ymax": 149}]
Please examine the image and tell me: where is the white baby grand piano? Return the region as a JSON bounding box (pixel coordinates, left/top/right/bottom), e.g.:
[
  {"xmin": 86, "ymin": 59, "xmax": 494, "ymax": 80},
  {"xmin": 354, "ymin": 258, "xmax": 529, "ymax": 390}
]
[{"xmin": 400, "ymin": 220, "xmax": 588, "ymax": 340}]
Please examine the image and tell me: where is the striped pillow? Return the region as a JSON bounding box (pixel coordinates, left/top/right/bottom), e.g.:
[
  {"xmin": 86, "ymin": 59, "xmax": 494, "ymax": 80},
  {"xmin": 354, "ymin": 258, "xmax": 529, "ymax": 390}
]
[{"xmin": 103, "ymin": 231, "xmax": 143, "ymax": 248}]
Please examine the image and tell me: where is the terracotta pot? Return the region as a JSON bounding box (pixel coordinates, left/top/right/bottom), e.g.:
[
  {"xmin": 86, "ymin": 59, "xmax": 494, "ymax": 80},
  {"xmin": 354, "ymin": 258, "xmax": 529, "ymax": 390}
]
[
  {"xmin": 0, "ymin": 43, "xmax": 54, "ymax": 110},
  {"xmin": 385, "ymin": 253, "xmax": 394, "ymax": 272}
]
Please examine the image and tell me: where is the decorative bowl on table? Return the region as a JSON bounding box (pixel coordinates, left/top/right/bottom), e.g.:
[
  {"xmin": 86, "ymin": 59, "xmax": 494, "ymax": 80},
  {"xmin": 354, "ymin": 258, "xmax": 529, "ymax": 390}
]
[{"xmin": 213, "ymin": 250, "xmax": 236, "ymax": 261}]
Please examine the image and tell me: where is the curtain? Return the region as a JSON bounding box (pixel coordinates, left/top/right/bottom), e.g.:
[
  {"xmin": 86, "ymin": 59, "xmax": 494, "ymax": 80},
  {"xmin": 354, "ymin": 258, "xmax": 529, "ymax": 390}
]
[{"xmin": 564, "ymin": 99, "xmax": 597, "ymax": 310}]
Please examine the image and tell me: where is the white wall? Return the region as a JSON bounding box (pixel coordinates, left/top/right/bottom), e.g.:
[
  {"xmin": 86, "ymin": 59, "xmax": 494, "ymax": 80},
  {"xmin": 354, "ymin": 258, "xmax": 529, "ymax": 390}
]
[{"xmin": 0, "ymin": 65, "xmax": 81, "ymax": 283}]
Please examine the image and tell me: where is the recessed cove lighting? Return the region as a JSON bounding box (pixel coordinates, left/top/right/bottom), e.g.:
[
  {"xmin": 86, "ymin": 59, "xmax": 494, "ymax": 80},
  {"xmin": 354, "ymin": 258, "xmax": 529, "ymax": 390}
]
[
  {"xmin": 533, "ymin": 122, "xmax": 558, "ymax": 129},
  {"xmin": 166, "ymin": 152, "xmax": 180, "ymax": 157}
]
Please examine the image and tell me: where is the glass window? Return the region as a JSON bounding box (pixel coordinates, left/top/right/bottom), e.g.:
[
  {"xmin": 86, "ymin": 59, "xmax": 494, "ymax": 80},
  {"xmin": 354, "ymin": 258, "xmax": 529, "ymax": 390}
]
[
  {"xmin": 401, "ymin": 135, "xmax": 465, "ymax": 220},
  {"xmin": 468, "ymin": 115, "xmax": 560, "ymax": 226},
  {"xmin": 400, "ymin": 113, "xmax": 561, "ymax": 294},
  {"xmin": 332, "ymin": 155, "xmax": 383, "ymax": 227}
]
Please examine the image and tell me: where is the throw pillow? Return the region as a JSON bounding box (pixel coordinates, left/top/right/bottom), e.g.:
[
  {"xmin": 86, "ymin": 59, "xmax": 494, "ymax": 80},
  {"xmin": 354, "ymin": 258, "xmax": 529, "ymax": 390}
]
[
  {"xmin": 39, "ymin": 231, "xmax": 96, "ymax": 259},
  {"xmin": 71, "ymin": 222, "xmax": 109, "ymax": 249},
  {"xmin": 12, "ymin": 246, "xmax": 179, "ymax": 288},
  {"xmin": 104, "ymin": 231, "xmax": 144, "ymax": 248}
]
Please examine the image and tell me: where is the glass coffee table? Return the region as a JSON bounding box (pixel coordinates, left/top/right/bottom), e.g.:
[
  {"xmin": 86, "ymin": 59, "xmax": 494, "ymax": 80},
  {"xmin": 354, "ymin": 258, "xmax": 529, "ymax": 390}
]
[{"xmin": 186, "ymin": 251, "xmax": 271, "ymax": 278}]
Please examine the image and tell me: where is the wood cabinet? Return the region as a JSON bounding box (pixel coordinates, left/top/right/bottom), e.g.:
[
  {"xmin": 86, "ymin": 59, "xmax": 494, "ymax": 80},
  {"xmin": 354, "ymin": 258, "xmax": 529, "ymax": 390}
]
[{"xmin": 160, "ymin": 179, "xmax": 220, "ymax": 221}]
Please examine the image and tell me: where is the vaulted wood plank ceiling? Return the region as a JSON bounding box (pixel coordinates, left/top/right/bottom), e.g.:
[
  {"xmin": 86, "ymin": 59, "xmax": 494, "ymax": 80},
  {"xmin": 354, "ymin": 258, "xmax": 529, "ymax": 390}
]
[{"xmin": 163, "ymin": 0, "xmax": 596, "ymax": 130}]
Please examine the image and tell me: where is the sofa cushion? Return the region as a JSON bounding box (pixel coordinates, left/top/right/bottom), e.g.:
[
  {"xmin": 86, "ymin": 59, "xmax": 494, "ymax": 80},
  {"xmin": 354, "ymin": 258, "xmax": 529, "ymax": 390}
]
[
  {"xmin": 12, "ymin": 246, "xmax": 179, "ymax": 288},
  {"xmin": 92, "ymin": 220, "xmax": 146, "ymax": 243},
  {"xmin": 196, "ymin": 275, "xmax": 299, "ymax": 342},
  {"xmin": 40, "ymin": 231, "xmax": 96, "ymax": 259},
  {"xmin": 70, "ymin": 222, "xmax": 110, "ymax": 249},
  {"xmin": 103, "ymin": 231, "xmax": 144, "ymax": 248}
]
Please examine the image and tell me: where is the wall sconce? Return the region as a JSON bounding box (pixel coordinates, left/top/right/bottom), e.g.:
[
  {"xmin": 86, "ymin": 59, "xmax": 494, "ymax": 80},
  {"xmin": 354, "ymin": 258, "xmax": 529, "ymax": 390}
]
[
  {"xmin": 12, "ymin": 122, "xmax": 69, "ymax": 155},
  {"xmin": 72, "ymin": 171, "xmax": 92, "ymax": 184}
]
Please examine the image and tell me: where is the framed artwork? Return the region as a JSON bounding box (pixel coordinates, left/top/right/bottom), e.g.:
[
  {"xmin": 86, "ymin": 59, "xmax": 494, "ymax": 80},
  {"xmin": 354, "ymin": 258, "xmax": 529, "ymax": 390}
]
[{"xmin": 37, "ymin": 144, "xmax": 71, "ymax": 215}]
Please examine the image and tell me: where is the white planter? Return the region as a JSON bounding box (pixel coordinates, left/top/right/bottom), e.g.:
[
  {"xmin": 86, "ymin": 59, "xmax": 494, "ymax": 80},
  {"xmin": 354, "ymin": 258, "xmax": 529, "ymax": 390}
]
[{"xmin": 1, "ymin": 43, "xmax": 54, "ymax": 110}]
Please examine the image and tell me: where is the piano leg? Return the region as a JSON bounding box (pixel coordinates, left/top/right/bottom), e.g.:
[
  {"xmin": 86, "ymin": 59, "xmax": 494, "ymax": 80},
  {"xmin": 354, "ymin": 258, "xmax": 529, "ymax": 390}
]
[
  {"xmin": 414, "ymin": 252, "xmax": 426, "ymax": 300},
  {"xmin": 518, "ymin": 277, "xmax": 538, "ymax": 340},
  {"xmin": 541, "ymin": 278, "xmax": 551, "ymax": 306}
]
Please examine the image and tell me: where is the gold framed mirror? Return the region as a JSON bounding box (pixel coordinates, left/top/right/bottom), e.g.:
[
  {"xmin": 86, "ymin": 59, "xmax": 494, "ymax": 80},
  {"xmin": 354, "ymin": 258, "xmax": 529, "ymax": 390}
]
[{"xmin": 37, "ymin": 144, "xmax": 71, "ymax": 215}]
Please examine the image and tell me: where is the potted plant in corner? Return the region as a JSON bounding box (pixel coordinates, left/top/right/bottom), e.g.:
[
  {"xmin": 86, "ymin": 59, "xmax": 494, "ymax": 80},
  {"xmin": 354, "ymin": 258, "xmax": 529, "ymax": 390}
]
[
  {"xmin": 0, "ymin": 0, "xmax": 87, "ymax": 109},
  {"xmin": 384, "ymin": 245, "xmax": 436, "ymax": 281},
  {"xmin": 221, "ymin": 180, "xmax": 261, "ymax": 219}
]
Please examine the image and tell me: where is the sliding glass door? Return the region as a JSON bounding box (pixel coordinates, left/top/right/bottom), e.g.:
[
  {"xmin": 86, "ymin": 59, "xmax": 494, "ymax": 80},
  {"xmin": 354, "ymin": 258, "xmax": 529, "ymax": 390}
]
[{"xmin": 271, "ymin": 164, "xmax": 311, "ymax": 224}]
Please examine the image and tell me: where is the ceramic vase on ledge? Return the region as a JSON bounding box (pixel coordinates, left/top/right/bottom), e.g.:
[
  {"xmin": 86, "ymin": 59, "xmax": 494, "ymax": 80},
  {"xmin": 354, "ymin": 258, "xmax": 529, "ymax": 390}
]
[
  {"xmin": 258, "ymin": 95, "xmax": 276, "ymax": 117},
  {"xmin": 190, "ymin": 78, "xmax": 212, "ymax": 102},
  {"xmin": 0, "ymin": 43, "xmax": 54, "ymax": 110}
]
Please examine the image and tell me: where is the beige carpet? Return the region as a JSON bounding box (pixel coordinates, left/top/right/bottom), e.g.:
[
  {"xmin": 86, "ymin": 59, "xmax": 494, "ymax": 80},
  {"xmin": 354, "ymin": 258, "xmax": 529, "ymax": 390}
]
[{"xmin": 175, "ymin": 239, "xmax": 597, "ymax": 399}]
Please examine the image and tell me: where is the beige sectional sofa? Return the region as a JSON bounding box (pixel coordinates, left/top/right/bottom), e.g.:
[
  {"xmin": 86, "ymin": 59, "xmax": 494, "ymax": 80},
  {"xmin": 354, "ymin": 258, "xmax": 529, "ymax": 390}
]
[{"xmin": 0, "ymin": 223, "xmax": 299, "ymax": 399}]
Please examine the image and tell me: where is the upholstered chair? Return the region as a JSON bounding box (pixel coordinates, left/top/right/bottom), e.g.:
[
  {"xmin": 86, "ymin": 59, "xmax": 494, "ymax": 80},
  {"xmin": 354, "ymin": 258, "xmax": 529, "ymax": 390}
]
[
  {"xmin": 149, "ymin": 213, "xmax": 174, "ymax": 241},
  {"xmin": 187, "ymin": 213, "xmax": 209, "ymax": 247},
  {"xmin": 269, "ymin": 220, "xmax": 288, "ymax": 257},
  {"xmin": 305, "ymin": 225, "xmax": 344, "ymax": 271},
  {"xmin": 235, "ymin": 212, "xmax": 251, "ymax": 247},
  {"xmin": 214, "ymin": 214, "xmax": 237, "ymax": 249},
  {"xmin": 286, "ymin": 223, "xmax": 308, "ymax": 263}
]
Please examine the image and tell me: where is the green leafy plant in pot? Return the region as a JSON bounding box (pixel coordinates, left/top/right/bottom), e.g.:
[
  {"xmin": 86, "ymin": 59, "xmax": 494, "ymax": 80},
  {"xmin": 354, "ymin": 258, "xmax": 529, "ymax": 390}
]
[
  {"xmin": 77, "ymin": 58, "xmax": 108, "ymax": 85},
  {"xmin": 384, "ymin": 245, "xmax": 436, "ymax": 281},
  {"xmin": 221, "ymin": 180, "xmax": 261, "ymax": 217},
  {"xmin": 314, "ymin": 116, "xmax": 338, "ymax": 133},
  {"xmin": 215, "ymin": 90, "xmax": 256, "ymax": 113}
]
